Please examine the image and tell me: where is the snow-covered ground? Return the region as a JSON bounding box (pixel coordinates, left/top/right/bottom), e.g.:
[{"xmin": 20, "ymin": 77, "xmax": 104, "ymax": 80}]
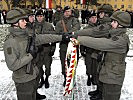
[
  {"xmin": 0, "ymin": 43, "xmax": 133, "ymax": 100},
  {"xmin": 0, "ymin": 24, "xmax": 133, "ymax": 99}
]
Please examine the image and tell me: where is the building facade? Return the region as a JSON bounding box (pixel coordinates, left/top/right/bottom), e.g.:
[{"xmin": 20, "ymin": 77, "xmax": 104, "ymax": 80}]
[{"xmin": 0, "ymin": 0, "xmax": 133, "ymax": 11}]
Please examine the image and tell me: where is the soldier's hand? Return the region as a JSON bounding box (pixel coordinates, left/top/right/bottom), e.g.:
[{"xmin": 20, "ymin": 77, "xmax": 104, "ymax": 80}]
[{"xmin": 62, "ymin": 33, "xmax": 71, "ymax": 42}]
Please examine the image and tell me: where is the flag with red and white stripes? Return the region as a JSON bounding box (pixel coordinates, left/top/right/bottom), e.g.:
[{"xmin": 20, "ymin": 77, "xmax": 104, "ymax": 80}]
[
  {"xmin": 46, "ymin": 0, "xmax": 52, "ymax": 9},
  {"xmin": 80, "ymin": 0, "xmax": 86, "ymax": 4}
]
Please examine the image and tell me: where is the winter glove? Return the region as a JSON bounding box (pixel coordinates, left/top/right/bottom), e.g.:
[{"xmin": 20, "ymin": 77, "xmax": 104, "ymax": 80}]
[
  {"xmin": 29, "ymin": 49, "xmax": 37, "ymax": 58},
  {"xmin": 62, "ymin": 33, "xmax": 71, "ymax": 42}
]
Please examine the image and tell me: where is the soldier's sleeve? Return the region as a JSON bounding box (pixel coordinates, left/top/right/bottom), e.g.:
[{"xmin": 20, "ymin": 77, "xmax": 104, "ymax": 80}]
[
  {"xmin": 35, "ymin": 34, "xmax": 62, "ymax": 46},
  {"xmin": 3, "ymin": 39, "xmax": 33, "ymax": 71},
  {"xmin": 76, "ymin": 24, "xmax": 111, "ymax": 38},
  {"xmin": 77, "ymin": 35, "xmax": 128, "ymax": 53}
]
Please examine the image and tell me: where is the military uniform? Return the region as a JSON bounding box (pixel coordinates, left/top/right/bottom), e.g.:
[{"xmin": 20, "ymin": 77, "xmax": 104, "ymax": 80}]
[
  {"xmin": 55, "ymin": 16, "xmax": 80, "ymax": 75},
  {"xmin": 52, "ymin": 9, "xmax": 63, "ymax": 26},
  {"xmin": 4, "ymin": 8, "xmax": 63, "ymax": 100},
  {"xmin": 80, "ymin": 21, "xmax": 99, "ymax": 86},
  {"xmin": 55, "ymin": 6, "xmax": 80, "ymax": 86},
  {"xmin": 76, "ymin": 11, "xmax": 131, "ymax": 100},
  {"xmin": 4, "ymin": 27, "xmax": 62, "ymax": 100},
  {"xmin": 35, "ymin": 11, "xmax": 56, "ymax": 88},
  {"xmin": 35, "ymin": 20, "xmax": 55, "ymax": 75}
]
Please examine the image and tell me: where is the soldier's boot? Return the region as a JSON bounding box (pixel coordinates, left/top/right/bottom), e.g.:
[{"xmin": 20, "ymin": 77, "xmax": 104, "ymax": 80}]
[
  {"xmin": 87, "ymin": 75, "xmax": 91, "ymax": 86},
  {"xmin": 91, "ymin": 76, "xmax": 97, "ymax": 85},
  {"xmin": 63, "ymin": 74, "xmax": 66, "ymax": 87},
  {"xmin": 38, "ymin": 76, "xmax": 45, "ymax": 88},
  {"xmin": 88, "ymin": 89, "xmax": 99, "ymax": 96},
  {"xmin": 90, "ymin": 91, "xmax": 102, "ymax": 100},
  {"xmin": 36, "ymin": 92, "xmax": 46, "ymax": 100},
  {"xmin": 44, "ymin": 76, "xmax": 49, "ymax": 88}
]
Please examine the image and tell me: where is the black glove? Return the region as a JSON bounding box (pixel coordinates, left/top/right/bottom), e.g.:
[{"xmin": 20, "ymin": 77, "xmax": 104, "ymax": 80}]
[
  {"xmin": 62, "ymin": 33, "xmax": 71, "ymax": 42},
  {"xmin": 70, "ymin": 34, "xmax": 78, "ymax": 39},
  {"xmin": 29, "ymin": 50, "xmax": 37, "ymax": 58},
  {"xmin": 49, "ymin": 51, "xmax": 55, "ymax": 56},
  {"xmin": 81, "ymin": 52, "xmax": 86, "ymax": 57}
]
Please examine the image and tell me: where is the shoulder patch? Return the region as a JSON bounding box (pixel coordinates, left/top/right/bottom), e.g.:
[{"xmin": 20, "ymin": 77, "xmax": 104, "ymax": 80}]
[
  {"xmin": 7, "ymin": 47, "xmax": 12, "ymax": 55},
  {"xmin": 112, "ymin": 36, "xmax": 119, "ymax": 41}
]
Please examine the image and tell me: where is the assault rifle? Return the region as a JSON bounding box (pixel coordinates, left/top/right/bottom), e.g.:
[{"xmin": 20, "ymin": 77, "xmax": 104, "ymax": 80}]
[{"xmin": 26, "ymin": 29, "xmax": 36, "ymax": 74}]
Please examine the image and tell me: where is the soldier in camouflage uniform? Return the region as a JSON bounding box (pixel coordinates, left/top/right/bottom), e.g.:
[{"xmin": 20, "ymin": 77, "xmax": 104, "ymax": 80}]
[
  {"xmin": 34, "ymin": 9, "xmax": 56, "ymax": 88},
  {"xmin": 52, "ymin": 6, "xmax": 63, "ymax": 26},
  {"xmin": 4, "ymin": 8, "xmax": 65, "ymax": 100},
  {"xmin": 80, "ymin": 12, "xmax": 99, "ymax": 86},
  {"xmin": 73, "ymin": 10, "xmax": 131, "ymax": 100},
  {"xmin": 55, "ymin": 6, "xmax": 80, "ymax": 86}
]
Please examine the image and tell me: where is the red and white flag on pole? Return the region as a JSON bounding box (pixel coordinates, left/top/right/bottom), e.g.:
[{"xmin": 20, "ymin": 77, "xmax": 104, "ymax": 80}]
[
  {"xmin": 46, "ymin": 0, "xmax": 52, "ymax": 9},
  {"xmin": 80, "ymin": 0, "xmax": 86, "ymax": 4}
]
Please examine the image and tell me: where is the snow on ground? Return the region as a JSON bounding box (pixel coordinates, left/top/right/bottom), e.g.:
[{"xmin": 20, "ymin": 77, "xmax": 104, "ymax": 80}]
[{"xmin": 0, "ymin": 43, "xmax": 133, "ymax": 100}]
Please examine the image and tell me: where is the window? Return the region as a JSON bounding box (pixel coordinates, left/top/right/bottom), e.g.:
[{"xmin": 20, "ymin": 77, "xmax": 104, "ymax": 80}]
[
  {"xmin": 121, "ymin": 5, "xmax": 124, "ymax": 8},
  {"xmin": 128, "ymin": 5, "xmax": 132, "ymax": 9},
  {"xmin": 114, "ymin": 5, "xmax": 117, "ymax": 8}
]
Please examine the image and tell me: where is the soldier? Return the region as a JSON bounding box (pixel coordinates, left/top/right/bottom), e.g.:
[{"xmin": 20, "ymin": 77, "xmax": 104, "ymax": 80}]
[
  {"xmin": 24, "ymin": 9, "xmax": 47, "ymax": 99},
  {"xmin": 24, "ymin": 8, "xmax": 35, "ymax": 29},
  {"xmin": 34, "ymin": 9, "xmax": 56, "ymax": 88},
  {"xmin": 81, "ymin": 9, "xmax": 86, "ymax": 24},
  {"xmin": 87, "ymin": 4, "xmax": 114, "ymax": 100},
  {"xmin": 97, "ymin": 4, "xmax": 114, "ymax": 25},
  {"xmin": 80, "ymin": 12, "xmax": 99, "ymax": 87},
  {"xmin": 72, "ymin": 10, "xmax": 131, "ymax": 100},
  {"xmin": 73, "ymin": 6, "xmax": 79, "ymax": 18},
  {"xmin": 4, "ymin": 8, "xmax": 67, "ymax": 100},
  {"xmin": 55, "ymin": 6, "xmax": 80, "ymax": 86},
  {"xmin": 52, "ymin": 5, "xmax": 63, "ymax": 26}
]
